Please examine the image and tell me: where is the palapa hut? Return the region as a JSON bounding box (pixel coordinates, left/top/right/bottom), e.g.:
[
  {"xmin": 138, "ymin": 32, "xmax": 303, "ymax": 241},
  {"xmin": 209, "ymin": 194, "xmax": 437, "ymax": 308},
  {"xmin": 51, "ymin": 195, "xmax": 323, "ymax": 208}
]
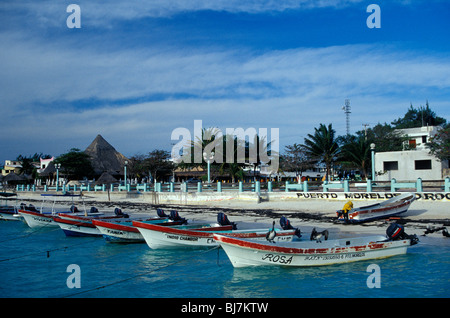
[
  {"xmin": 2, "ymin": 172, "xmax": 28, "ymax": 186},
  {"xmin": 39, "ymin": 161, "xmax": 57, "ymax": 185},
  {"xmin": 40, "ymin": 161, "xmax": 56, "ymax": 177},
  {"xmin": 95, "ymin": 172, "xmax": 118, "ymax": 185},
  {"xmin": 84, "ymin": 135, "xmax": 128, "ymax": 179}
]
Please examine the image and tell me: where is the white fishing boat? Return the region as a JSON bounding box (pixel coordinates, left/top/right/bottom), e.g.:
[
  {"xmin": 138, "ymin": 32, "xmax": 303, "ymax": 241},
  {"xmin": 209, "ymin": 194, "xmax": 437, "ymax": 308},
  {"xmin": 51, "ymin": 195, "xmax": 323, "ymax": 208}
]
[
  {"xmin": 18, "ymin": 194, "xmax": 102, "ymax": 228},
  {"xmin": 93, "ymin": 217, "xmax": 186, "ymax": 243},
  {"xmin": 134, "ymin": 214, "xmax": 301, "ymax": 249},
  {"xmin": 93, "ymin": 218, "xmax": 147, "ymax": 243},
  {"xmin": 93, "ymin": 209, "xmax": 188, "ymax": 243},
  {"xmin": 336, "ymin": 192, "xmax": 415, "ymax": 223},
  {"xmin": 0, "ymin": 192, "xmax": 21, "ymax": 221},
  {"xmin": 54, "ymin": 207, "xmax": 128, "ymax": 237},
  {"xmin": 214, "ymin": 223, "xmax": 419, "ymax": 268}
]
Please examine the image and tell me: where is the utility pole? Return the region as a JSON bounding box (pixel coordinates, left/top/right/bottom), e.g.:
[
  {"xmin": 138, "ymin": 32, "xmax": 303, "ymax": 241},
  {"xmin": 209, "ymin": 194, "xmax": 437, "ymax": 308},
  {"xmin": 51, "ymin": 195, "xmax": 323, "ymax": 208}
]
[{"xmin": 362, "ymin": 123, "xmax": 370, "ymax": 141}]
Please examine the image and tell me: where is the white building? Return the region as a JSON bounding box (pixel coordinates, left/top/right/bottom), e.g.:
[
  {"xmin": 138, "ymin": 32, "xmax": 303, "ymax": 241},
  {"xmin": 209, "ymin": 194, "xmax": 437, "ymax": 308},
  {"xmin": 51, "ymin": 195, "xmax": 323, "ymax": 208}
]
[
  {"xmin": 397, "ymin": 126, "xmax": 441, "ymax": 151},
  {"xmin": 374, "ymin": 126, "xmax": 449, "ymax": 181},
  {"xmin": 38, "ymin": 157, "xmax": 55, "ymax": 174}
]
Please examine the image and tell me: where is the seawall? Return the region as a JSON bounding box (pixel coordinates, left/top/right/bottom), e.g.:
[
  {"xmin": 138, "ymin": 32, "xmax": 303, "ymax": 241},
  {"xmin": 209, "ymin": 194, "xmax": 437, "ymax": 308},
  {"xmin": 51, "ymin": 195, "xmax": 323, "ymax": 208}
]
[{"xmin": 15, "ymin": 190, "xmax": 450, "ymax": 204}]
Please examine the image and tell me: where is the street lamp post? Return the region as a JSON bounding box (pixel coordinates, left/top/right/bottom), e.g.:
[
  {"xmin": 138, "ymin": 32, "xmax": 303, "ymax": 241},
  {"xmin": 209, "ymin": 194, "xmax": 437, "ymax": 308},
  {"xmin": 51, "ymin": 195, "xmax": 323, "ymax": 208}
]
[
  {"xmin": 370, "ymin": 143, "xmax": 376, "ymax": 182},
  {"xmin": 203, "ymin": 151, "xmax": 214, "ymax": 187},
  {"xmin": 124, "ymin": 160, "xmax": 128, "ymax": 191},
  {"xmin": 55, "ymin": 163, "xmax": 61, "ymax": 192}
]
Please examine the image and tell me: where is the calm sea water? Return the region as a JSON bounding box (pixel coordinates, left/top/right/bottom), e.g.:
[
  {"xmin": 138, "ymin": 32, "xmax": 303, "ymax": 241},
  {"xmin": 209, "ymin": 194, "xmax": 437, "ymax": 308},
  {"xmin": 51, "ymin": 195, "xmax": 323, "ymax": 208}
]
[{"xmin": 0, "ymin": 220, "xmax": 449, "ymax": 299}]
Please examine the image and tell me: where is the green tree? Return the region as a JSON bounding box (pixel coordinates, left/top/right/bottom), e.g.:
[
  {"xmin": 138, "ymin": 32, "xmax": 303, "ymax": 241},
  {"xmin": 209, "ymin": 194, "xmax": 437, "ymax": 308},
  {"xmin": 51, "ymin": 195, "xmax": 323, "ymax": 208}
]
[
  {"xmin": 303, "ymin": 123, "xmax": 340, "ymax": 181},
  {"xmin": 54, "ymin": 148, "xmax": 95, "ymax": 180},
  {"xmin": 177, "ymin": 128, "xmax": 246, "ymax": 182},
  {"xmin": 281, "ymin": 143, "xmax": 315, "ymax": 177},
  {"xmin": 391, "ymin": 102, "xmax": 446, "ymax": 129},
  {"xmin": 338, "ymin": 135, "xmax": 371, "ymax": 179},
  {"xmin": 16, "ymin": 155, "xmax": 35, "ymax": 176},
  {"xmin": 176, "ymin": 127, "xmax": 278, "ymax": 182},
  {"xmin": 127, "ymin": 154, "xmax": 147, "ymax": 180},
  {"xmin": 246, "ymin": 134, "xmax": 279, "ymax": 181},
  {"xmin": 218, "ymin": 134, "xmax": 246, "ymax": 183},
  {"xmin": 144, "ymin": 149, "xmax": 174, "ymax": 182},
  {"xmin": 359, "ymin": 123, "xmax": 404, "ymax": 152},
  {"xmin": 426, "ymin": 124, "xmax": 450, "ymax": 162}
]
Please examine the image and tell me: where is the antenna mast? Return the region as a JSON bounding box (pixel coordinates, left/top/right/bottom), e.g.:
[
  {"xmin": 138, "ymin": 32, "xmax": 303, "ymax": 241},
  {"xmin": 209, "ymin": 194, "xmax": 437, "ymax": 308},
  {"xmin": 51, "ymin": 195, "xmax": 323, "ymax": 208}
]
[{"xmin": 342, "ymin": 99, "xmax": 351, "ymax": 135}]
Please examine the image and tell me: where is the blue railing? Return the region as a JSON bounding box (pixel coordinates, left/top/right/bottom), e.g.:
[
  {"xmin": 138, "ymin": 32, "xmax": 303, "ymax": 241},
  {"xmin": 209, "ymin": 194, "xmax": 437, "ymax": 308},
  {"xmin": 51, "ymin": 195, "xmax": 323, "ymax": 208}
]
[{"xmin": 15, "ymin": 177, "xmax": 450, "ymax": 193}]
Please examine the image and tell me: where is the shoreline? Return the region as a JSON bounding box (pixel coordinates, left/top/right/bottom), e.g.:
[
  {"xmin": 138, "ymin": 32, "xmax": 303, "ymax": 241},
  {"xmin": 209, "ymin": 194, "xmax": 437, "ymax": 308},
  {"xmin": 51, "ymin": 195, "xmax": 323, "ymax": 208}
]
[{"xmin": 15, "ymin": 192, "xmax": 449, "ymax": 240}]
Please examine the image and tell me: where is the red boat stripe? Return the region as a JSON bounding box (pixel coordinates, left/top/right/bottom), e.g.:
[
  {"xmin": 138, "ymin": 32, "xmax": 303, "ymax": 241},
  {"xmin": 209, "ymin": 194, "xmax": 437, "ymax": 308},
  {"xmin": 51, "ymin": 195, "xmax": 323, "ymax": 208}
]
[
  {"xmin": 18, "ymin": 210, "xmax": 52, "ymax": 218},
  {"xmin": 92, "ymin": 219, "xmax": 139, "ymax": 232},
  {"xmin": 133, "ymin": 221, "xmax": 233, "ymax": 237},
  {"xmin": 350, "ymin": 200, "xmax": 411, "ymax": 216},
  {"xmin": 214, "ymin": 234, "xmax": 387, "ymax": 255},
  {"xmin": 54, "ymin": 217, "xmax": 96, "ymax": 228}
]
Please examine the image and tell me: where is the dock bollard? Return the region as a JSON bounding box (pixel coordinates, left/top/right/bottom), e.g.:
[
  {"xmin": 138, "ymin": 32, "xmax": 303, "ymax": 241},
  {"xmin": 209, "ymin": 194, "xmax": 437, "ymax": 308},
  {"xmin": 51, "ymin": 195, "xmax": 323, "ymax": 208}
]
[{"xmin": 255, "ymin": 181, "xmax": 260, "ymax": 193}]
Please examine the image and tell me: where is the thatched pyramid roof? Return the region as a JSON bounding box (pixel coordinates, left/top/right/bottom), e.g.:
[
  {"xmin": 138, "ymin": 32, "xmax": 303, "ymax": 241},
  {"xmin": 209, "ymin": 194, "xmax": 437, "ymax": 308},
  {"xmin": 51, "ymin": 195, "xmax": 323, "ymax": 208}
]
[
  {"xmin": 95, "ymin": 172, "xmax": 118, "ymax": 185},
  {"xmin": 40, "ymin": 161, "xmax": 56, "ymax": 177},
  {"xmin": 84, "ymin": 135, "xmax": 128, "ymax": 176},
  {"xmin": 3, "ymin": 173, "xmax": 28, "ymax": 182}
]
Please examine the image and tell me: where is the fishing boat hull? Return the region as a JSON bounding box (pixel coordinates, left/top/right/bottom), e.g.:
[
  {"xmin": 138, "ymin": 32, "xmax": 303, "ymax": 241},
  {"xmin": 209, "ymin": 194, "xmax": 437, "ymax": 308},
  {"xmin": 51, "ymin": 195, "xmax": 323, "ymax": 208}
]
[
  {"xmin": 0, "ymin": 207, "xmax": 22, "ymax": 221},
  {"xmin": 93, "ymin": 219, "xmax": 145, "ymax": 243},
  {"xmin": 18, "ymin": 209, "xmax": 103, "ymax": 228},
  {"xmin": 18, "ymin": 210, "xmax": 63, "ymax": 228},
  {"xmin": 54, "ymin": 213, "xmax": 123, "ymax": 237},
  {"xmin": 93, "ymin": 218, "xmax": 183, "ymax": 243},
  {"xmin": 0, "ymin": 193, "xmax": 21, "ymax": 220},
  {"xmin": 54, "ymin": 217, "xmax": 102, "ymax": 236},
  {"xmin": 17, "ymin": 193, "xmax": 97, "ymax": 228},
  {"xmin": 134, "ymin": 221, "xmax": 297, "ymax": 249},
  {"xmin": 337, "ymin": 193, "xmax": 415, "ymax": 223},
  {"xmin": 214, "ymin": 234, "xmax": 413, "ymax": 268}
]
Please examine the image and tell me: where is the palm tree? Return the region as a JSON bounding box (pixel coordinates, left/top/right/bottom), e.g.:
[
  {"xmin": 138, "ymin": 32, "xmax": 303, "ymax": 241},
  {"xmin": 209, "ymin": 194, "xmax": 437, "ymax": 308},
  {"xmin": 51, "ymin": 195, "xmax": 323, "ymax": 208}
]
[
  {"xmin": 218, "ymin": 134, "xmax": 246, "ymax": 183},
  {"xmin": 303, "ymin": 123, "xmax": 340, "ymax": 181},
  {"xmin": 17, "ymin": 156, "xmax": 34, "ymax": 176},
  {"xmin": 338, "ymin": 135, "xmax": 371, "ymax": 179}
]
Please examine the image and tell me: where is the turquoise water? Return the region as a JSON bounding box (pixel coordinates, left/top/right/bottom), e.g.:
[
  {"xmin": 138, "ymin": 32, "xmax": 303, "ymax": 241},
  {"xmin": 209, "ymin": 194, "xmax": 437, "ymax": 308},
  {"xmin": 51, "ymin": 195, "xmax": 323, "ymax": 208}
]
[{"xmin": 0, "ymin": 221, "xmax": 449, "ymax": 299}]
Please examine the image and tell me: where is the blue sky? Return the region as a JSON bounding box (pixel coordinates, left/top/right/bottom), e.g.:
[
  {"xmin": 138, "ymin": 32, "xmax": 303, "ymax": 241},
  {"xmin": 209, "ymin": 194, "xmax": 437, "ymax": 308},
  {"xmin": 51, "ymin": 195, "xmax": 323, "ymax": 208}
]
[{"xmin": 1, "ymin": 0, "xmax": 449, "ymax": 163}]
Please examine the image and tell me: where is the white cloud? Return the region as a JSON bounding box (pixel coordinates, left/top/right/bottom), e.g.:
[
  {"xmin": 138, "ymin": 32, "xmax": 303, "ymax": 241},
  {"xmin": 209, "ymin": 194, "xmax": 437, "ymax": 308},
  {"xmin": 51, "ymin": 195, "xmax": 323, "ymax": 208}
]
[
  {"xmin": 1, "ymin": 24, "xmax": 449, "ymax": 160},
  {"xmin": 2, "ymin": 29, "xmax": 449, "ymax": 111},
  {"xmin": 1, "ymin": 0, "xmax": 365, "ymax": 27}
]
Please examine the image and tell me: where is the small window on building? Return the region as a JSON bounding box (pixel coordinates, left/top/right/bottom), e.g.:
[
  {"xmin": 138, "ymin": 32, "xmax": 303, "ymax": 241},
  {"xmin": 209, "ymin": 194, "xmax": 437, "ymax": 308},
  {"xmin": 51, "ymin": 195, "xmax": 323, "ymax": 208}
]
[
  {"xmin": 408, "ymin": 139, "xmax": 416, "ymax": 148},
  {"xmin": 415, "ymin": 160, "xmax": 432, "ymax": 170},
  {"xmin": 422, "ymin": 136, "xmax": 427, "ymax": 143},
  {"xmin": 383, "ymin": 161, "xmax": 398, "ymax": 171}
]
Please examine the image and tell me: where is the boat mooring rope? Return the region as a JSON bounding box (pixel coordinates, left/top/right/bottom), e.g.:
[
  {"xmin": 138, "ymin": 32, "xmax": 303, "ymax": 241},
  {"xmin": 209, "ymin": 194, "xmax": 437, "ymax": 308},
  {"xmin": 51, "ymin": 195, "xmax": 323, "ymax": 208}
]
[
  {"xmin": 61, "ymin": 245, "xmax": 220, "ymax": 298},
  {"xmin": 0, "ymin": 222, "xmax": 61, "ymax": 243},
  {"xmin": 0, "ymin": 237, "xmax": 99, "ymax": 262}
]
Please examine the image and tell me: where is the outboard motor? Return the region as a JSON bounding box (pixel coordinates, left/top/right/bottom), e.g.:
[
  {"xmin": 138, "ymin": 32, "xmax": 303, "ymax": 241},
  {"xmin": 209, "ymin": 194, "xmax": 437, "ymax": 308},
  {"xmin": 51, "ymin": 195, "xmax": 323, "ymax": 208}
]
[
  {"xmin": 170, "ymin": 210, "xmax": 187, "ymax": 224},
  {"xmin": 156, "ymin": 208, "xmax": 169, "ymax": 218},
  {"xmin": 386, "ymin": 223, "xmax": 419, "ymax": 245},
  {"xmin": 217, "ymin": 212, "xmax": 237, "ymax": 230},
  {"xmin": 280, "ymin": 216, "xmax": 302, "ymax": 238},
  {"xmin": 90, "ymin": 206, "xmax": 98, "ymax": 213},
  {"xmin": 70, "ymin": 205, "xmax": 79, "ymax": 213},
  {"xmin": 310, "ymin": 228, "xmax": 329, "ymax": 242},
  {"xmin": 114, "ymin": 207, "xmax": 129, "ymax": 218}
]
